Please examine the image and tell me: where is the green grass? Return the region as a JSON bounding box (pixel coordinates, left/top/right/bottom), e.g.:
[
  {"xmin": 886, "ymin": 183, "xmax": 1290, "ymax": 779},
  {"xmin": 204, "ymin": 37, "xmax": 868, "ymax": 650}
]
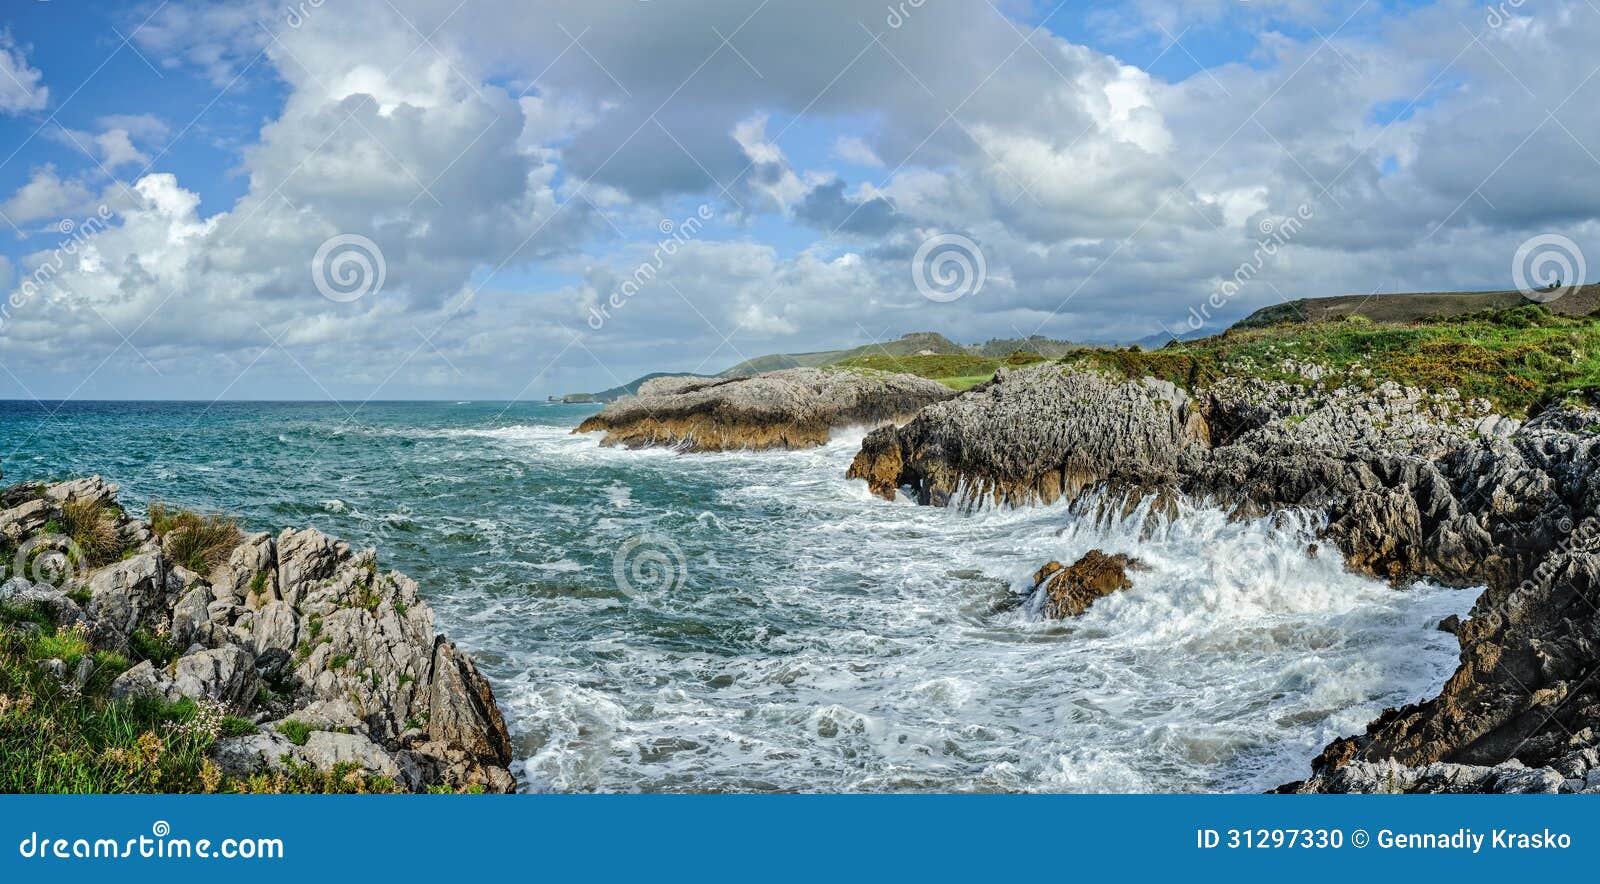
[
  {"xmin": 1064, "ymin": 305, "xmax": 1600, "ymax": 417},
  {"xmin": 276, "ymin": 719, "xmax": 312, "ymax": 746},
  {"xmin": 129, "ymin": 629, "xmax": 181, "ymax": 666},
  {"xmin": 831, "ymin": 350, "xmax": 1050, "ymax": 389},
  {"xmin": 147, "ymin": 503, "xmax": 243, "ymax": 576}
]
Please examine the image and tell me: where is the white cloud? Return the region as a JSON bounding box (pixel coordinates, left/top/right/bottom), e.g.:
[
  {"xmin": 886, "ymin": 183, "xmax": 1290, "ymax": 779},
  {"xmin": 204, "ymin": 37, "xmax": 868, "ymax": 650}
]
[
  {"xmin": 833, "ymin": 136, "xmax": 884, "ymax": 168},
  {"xmin": 0, "ymin": 166, "xmax": 101, "ymax": 227},
  {"xmin": 3, "ymin": 0, "xmax": 1598, "ymax": 398},
  {"xmin": 0, "ymin": 32, "xmax": 47, "ymax": 114}
]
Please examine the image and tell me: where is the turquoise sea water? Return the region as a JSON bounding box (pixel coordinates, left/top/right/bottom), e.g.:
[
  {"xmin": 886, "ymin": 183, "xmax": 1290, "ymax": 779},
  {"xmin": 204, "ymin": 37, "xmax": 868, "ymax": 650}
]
[{"xmin": 0, "ymin": 400, "xmax": 1474, "ymax": 793}]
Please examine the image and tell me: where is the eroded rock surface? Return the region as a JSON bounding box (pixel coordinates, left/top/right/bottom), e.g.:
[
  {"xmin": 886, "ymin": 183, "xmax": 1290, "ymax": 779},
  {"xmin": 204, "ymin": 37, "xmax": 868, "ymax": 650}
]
[
  {"xmin": 847, "ymin": 357, "xmax": 1600, "ymax": 793},
  {"xmin": 0, "ymin": 477, "xmax": 515, "ymax": 793},
  {"xmin": 576, "ymin": 367, "xmax": 956, "ymax": 452},
  {"xmin": 1030, "ymin": 550, "xmax": 1145, "ymax": 619}
]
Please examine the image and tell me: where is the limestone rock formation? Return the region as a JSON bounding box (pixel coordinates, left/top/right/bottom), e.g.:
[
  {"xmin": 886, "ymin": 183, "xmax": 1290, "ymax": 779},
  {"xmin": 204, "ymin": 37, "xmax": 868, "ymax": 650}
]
[
  {"xmin": 0, "ymin": 477, "xmax": 515, "ymax": 793},
  {"xmin": 576, "ymin": 367, "xmax": 956, "ymax": 452},
  {"xmin": 845, "ymin": 356, "xmax": 1600, "ymax": 793},
  {"xmin": 848, "ymin": 364, "xmax": 1209, "ymax": 508}
]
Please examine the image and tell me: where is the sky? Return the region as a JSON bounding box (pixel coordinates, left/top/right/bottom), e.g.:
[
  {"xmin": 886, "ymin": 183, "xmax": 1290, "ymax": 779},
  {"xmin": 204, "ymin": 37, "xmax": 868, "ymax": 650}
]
[{"xmin": 0, "ymin": 0, "xmax": 1595, "ymax": 400}]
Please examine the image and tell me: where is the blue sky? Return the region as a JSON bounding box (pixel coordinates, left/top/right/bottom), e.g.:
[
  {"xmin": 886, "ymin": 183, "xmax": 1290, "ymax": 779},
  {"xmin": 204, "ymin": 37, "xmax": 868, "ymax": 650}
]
[{"xmin": 0, "ymin": 0, "xmax": 1596, "ymax": 399}]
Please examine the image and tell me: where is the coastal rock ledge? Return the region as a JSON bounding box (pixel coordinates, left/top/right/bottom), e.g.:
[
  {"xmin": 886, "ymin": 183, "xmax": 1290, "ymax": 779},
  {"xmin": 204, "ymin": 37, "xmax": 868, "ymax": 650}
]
[
  {"xmin": 575, "ymin": 367, "xmax": 957, "ymax": 451},
  {"xmin": 848, "ymin": 360, "xmax": 1600, "ymax": 793},
  {"xmin": 0, "ymin": 475, "xmax": 514, "ymax": 793}
]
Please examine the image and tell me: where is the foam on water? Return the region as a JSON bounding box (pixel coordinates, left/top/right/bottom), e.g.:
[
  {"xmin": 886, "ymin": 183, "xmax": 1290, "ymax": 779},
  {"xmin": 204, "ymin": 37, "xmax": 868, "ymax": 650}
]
[
  {"xmin": 441, "ymin": 426, "xmax": 1472, "ymax": 794},
  {"xmin": 0, "ymin": 402, "xmax": 1473, "ymax": 794}
]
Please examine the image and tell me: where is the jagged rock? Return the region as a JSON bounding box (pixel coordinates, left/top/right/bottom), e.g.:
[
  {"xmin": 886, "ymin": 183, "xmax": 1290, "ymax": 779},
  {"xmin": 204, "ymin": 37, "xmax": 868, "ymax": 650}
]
[
  {"xmin": 212, "ymin": 532, "xmax": 275, "ymax": 606},
  {"xmin": 1290, "ymin": 758, "xmax": 1568, "ymax": 794},
  {"xmin": 0, "ymin": 497, "xmax": 57, "ymax": 542},
  {"xmin": 576, "ymin": 367, "xmax": 956, "ymax": 452},
  {"xmin": 109, "ymin": 660, "xmax": 179, "ymax": 702},
  {"xmin": 276, "ymin": 528, "xmax": 347, "ymax": 606},
  {"xmin": 43, "ymin": 476, "xmax": 120, "ymax": 509},
  {"xmin": 1437, "ymin": 614, "xmax": 1461, "ymax": 634},
  {"xmin": 1030, "ymin": 551, "xmax": 1145, "ymax": 619},
  {"xmin": 426, "ymin": 637, "xmax": 514, "ymax": 769},
  {"xmin": 170, "ymin": 584, "xmax": 216, "ymax": 650},
  {"xmin": 402, "ymin": 741, "xmax": 517, "ymax": 793},
  {"xmin": 297, "ymin": 731, "xmax": 411, "ymax": 784},
  {"xmin": 252, "ymin": 600, "xmax": 299, "ymax": 674},
  {"xmin": 848, "ymin": 364, "xmax": 1207, "ymax": 507},
  {"xmin": 81, "ymin": 552, "xmax": 175, "ymax": 651},
  {"xmin": 0, "ymin": 577, "xmax": 87, "ymax": 627},
  {"xmin": 841, "ymin": 358, "xmax": 1600, "ymax": 793},
  {"xmin": 171, "ymin": 646, "xmax": 259, "ymax": 708},
  {"xmin": 212, "ymin": 730, "xmax": 297, "ymax": 778}
]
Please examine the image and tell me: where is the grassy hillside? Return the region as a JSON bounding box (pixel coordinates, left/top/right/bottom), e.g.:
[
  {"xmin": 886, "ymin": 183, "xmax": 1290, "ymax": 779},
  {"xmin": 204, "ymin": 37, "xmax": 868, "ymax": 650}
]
[
  {"xmin": 1073, "ymin": 305, "xmax": 1600, "ymax": 417},
  {"xmin": 718, "ymin": 332, "xmax": 966, "ymax": 377},
  {"xmin": 832, "ymin": 351, "xmax": 1050, "ymax": 391},
  {"xmin": 1235, "ymin": 285, "xmax": 1600, "ymax": 329}
]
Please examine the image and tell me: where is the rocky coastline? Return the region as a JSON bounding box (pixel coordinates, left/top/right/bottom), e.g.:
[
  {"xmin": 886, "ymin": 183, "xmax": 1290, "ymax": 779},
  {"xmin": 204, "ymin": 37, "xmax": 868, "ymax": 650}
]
[
  {"xmin": 575, "ymin": 367, "xmax": 956, "ymax": 451},
  {"xmin": 847, "ymin": 358, "xmax": 1600, "ymax": 793},
  {"xmin": 0, "ymin": 475, "xmax": 514, "ymax": 793}
]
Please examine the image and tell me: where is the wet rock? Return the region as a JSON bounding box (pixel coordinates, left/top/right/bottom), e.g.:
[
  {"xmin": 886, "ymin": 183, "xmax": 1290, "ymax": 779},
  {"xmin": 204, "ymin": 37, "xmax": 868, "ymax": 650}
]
[
  {"xmin": 577, "ymin": 367, "xmax": 956, "ymax": 452},
  {"xmin": 1031, "ymin": 551, "xmax": 1146, "ymax": 619},
  {"xmin": 1436, "ymin": 614, "xmax": 1461, "ymax": 635}
]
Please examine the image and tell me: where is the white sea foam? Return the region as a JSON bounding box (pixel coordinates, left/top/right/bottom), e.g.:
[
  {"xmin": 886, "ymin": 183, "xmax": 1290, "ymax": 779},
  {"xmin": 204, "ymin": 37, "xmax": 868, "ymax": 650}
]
[{"xmin": 413, "ymin": 424, "xmax": 1473, "ymax": 793}]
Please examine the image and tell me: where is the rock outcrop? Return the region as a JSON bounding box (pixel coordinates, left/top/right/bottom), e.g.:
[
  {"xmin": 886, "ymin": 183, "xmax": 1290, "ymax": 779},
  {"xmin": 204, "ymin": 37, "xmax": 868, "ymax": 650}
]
[
  {"xmin": 0, "ymin": 475, "xmax": 515, "ymax": 793},
  {"xmin": 1030, "ymin": 551, "xmax": 1145, "ymax": 619},
  {"xmin": 849, "ymin": 364, "xmax": 1207, "ymax": 508},
  {"xmin": 847, "ymin": 357, "xmax": 1600, "ymax": 793},
  {"xmin": 576, "ymin": 367, "xmax": 956, "ymax": 452}
]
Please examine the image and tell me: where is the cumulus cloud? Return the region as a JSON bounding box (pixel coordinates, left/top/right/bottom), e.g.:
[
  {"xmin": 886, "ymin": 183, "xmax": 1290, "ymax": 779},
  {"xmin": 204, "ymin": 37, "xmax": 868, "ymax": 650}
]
[
  {"xmin": 0, "ymin": 32, "xmax": 47, "ymax": 114},
  {"xmin": 1, "ymin": 0, "xmax": 1597, "ymax": 398}
]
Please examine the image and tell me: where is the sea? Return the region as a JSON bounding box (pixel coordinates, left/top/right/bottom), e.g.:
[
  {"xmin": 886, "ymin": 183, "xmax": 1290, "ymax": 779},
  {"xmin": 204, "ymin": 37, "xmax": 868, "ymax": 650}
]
[{"xmin": 0, "ymin": 400, "xmax": 1474, "ymax": 793}]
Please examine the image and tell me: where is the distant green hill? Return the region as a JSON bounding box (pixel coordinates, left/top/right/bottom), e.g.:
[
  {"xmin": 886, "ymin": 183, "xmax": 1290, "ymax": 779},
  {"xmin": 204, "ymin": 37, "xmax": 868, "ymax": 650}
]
[
  {"xmin": 718, "ymin": 332, "xmax": 966, "ymax": 377},
  {"xmin": 567, "ymin": 332, "xmax": 1082, "ymax": 401},
  {"xmin": 1235, "ymin": 284, "xmax": 1600, "ymax": 329}
]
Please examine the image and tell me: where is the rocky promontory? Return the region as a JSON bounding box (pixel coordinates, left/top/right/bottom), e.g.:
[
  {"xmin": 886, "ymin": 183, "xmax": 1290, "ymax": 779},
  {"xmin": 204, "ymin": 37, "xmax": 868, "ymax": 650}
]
[
  {"xmin": 575, "ymin": 367, "xmax": 956, "ymax": 452},
  {"xmin": 847, "ymin": 353, "xmax": 1600, "ymax": 793},
  {"xmin": 0, "ymin": 475, "xmax": 514, "ymax": 793}
]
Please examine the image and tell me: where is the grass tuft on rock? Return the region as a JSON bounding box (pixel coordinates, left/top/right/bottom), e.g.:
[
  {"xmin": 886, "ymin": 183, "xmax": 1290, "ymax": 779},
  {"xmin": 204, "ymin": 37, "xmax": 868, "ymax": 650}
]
[{"xmin": 148, "ymin": 503, "xmax": 243, "ymax": 576}]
